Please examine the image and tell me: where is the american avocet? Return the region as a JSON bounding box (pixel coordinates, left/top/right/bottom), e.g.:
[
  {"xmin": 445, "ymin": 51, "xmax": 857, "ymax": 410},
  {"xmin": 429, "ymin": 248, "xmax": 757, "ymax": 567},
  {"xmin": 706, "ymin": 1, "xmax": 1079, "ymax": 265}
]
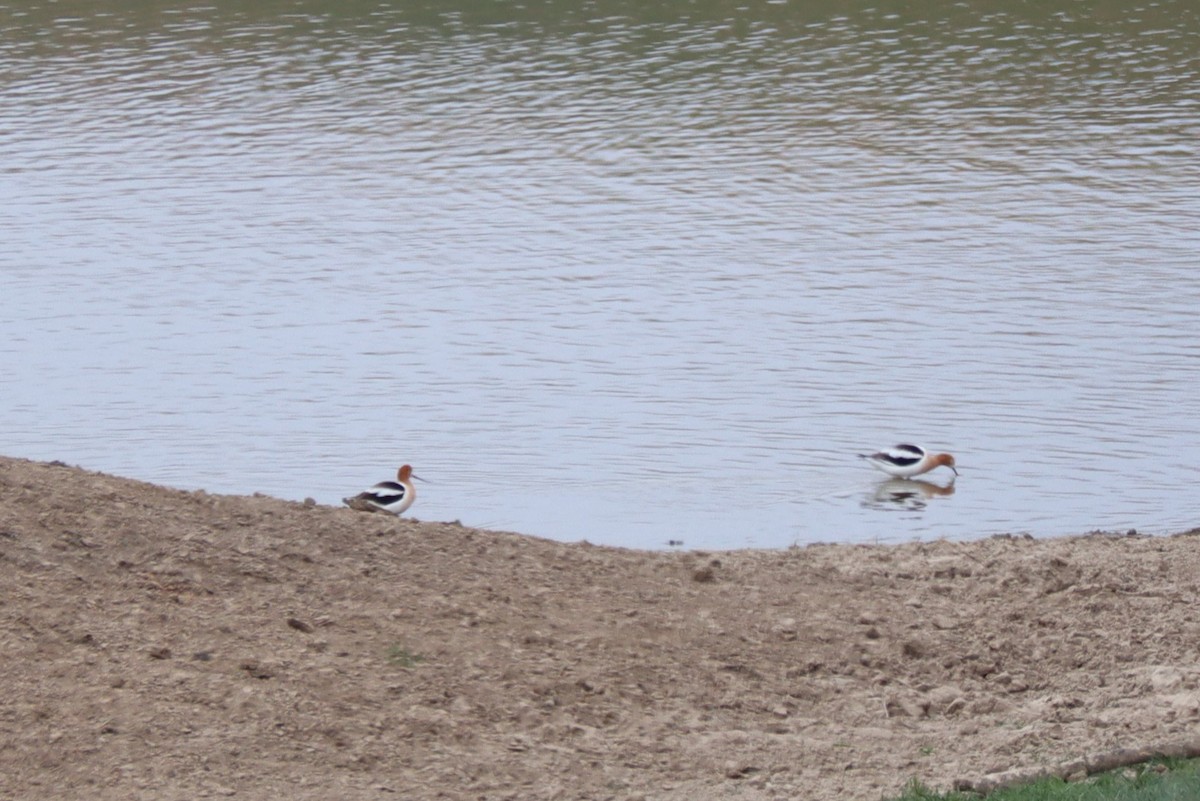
[
  {"xmin": 343, "ymin": 465, "xmax": 425, "ymax": 515},
  {"xmin": 859, "ymin": 444, "xmax": 958, "ymax": 479}
]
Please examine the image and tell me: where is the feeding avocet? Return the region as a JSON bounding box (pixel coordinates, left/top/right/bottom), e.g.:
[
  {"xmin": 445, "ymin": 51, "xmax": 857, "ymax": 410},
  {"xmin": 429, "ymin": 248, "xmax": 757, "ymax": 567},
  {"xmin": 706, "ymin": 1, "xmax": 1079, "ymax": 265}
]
[{"xmin": 859, "ymin": 444, "xmax": 958, "ymax": 479}]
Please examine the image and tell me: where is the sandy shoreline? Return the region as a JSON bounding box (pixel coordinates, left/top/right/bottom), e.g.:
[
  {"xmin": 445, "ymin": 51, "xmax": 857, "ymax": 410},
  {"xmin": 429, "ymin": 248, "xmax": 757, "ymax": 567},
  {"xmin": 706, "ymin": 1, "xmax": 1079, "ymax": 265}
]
[{"xmin": 2, "ymin": 454, "xmax": 1198, "ymax": 800}]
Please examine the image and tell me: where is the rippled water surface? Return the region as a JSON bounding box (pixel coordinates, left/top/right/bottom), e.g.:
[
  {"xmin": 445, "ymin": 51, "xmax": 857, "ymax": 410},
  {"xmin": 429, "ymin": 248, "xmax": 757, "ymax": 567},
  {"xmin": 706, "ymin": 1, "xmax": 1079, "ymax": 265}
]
[{"xmin": 2, "ymin": 1, "xmax": 1198, "ymax": 548}]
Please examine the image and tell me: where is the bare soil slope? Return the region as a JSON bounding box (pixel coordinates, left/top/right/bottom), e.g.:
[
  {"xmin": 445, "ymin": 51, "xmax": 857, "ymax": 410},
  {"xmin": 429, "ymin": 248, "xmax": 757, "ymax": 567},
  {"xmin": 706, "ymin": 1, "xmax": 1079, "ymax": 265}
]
[{"xmin": 2, "ymin": 455, "xmax": 1198, "ymax": 800}]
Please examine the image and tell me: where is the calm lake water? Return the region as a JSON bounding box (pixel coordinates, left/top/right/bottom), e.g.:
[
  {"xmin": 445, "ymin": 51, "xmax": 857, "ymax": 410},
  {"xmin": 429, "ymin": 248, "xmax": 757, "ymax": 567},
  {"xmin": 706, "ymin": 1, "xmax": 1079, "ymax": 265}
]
[{"xmin": 2, "ymin": 1, "xmax": 1198, "ymax": 549}]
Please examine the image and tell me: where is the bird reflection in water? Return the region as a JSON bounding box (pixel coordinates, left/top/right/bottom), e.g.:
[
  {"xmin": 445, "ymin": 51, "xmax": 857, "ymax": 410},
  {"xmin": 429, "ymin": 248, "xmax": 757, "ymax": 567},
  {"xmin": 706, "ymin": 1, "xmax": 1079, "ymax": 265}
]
[{"xmin": 863, "ymin": 478, "xmax": 956, "ymax": 512}]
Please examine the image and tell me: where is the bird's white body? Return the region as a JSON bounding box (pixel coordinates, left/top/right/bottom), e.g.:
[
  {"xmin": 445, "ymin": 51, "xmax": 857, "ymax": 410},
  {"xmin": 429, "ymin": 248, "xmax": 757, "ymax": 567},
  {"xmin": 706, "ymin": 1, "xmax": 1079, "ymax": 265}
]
[
  {"xmin": 344, "ymin": 465, "xmax": 420, "ymax": 515},
  {"xmin": 859, "ymin": 444, "xmax": 957, "ymax": 479}
]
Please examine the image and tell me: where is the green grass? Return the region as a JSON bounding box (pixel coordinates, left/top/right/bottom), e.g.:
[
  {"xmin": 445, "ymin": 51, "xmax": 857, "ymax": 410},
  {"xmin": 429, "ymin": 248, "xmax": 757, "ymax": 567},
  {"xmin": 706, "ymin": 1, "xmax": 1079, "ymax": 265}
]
[
  {"xmin": 385, "ymin": 644, "xmax": 424, "ymax": 668},
  {"xmin": 891, "ymin": 758, "xmax": 1200, "ymax": 801}
]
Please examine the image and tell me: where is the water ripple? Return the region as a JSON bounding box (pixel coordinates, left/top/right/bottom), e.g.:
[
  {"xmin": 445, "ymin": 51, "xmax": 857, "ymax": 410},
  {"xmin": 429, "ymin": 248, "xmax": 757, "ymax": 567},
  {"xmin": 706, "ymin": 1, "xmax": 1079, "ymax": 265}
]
[{"xmin": 2, "ymin": 1, "xmax": 1198, "ymax": 548}]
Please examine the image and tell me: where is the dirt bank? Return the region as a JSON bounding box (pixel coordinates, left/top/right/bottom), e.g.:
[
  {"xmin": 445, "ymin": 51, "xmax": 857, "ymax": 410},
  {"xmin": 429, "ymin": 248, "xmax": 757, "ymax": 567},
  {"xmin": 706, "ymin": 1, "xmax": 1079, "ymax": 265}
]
[{"xmin": 2, "ymin": 455, "xmax": 1198, "ymax": 800}]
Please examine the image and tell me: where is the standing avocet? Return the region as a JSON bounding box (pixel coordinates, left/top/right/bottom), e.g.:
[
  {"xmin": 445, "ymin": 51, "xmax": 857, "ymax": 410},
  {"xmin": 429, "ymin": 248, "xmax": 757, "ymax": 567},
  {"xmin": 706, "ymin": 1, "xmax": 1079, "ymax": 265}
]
[
  {"xmin": 859, "ymin": 444, "xmax": 958, "ymax": 479},
  {"xmin": 343, "ymin": 465, "xmax": 424, "ymax": 515}
]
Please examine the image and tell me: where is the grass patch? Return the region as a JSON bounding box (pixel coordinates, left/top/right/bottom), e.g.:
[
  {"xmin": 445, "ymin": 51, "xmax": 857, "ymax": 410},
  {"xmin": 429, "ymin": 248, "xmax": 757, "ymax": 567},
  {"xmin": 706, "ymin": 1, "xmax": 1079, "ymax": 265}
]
[
  {"xmin": 891, "ymin": 758, "xmax": 1200, "ymax": 801},
  {"xmin": 385, "ymin": 644, "xmax": 424, "ymax": 668}
]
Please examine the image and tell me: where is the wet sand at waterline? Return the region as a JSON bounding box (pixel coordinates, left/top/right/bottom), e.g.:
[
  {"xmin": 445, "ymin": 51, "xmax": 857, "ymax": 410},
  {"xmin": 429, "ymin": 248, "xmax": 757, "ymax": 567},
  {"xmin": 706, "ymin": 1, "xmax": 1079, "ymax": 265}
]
[{"xmin": 2, "ymin": 455, "xmax": 1198, "ymax": 800}]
